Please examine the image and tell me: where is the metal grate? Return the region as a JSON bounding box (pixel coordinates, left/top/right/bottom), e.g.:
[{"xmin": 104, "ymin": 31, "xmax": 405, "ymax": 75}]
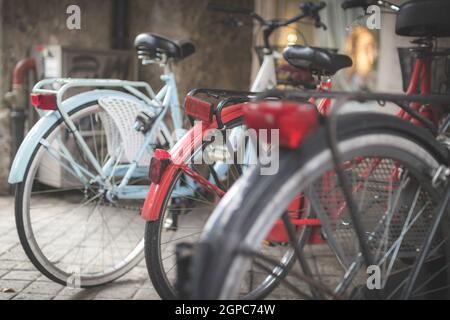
[{"xmin": 310, "ymin": 157, "xmax": 436, "ymax": 263}]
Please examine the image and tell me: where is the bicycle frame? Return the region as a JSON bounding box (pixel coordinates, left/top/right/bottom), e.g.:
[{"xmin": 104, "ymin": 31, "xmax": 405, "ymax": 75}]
[
  {"xmin": 398, "ymin": 47, "xmax": 436, "ymax": 124},
  {"xmin": 251, "ymin": 51, "xmax": 280, "ymax": 92}
]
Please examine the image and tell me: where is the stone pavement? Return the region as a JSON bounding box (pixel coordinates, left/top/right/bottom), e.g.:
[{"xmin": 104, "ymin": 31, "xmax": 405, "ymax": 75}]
[
  {"xmin": 0, "ymin": 192, "xmax": 342, "ymax": 301},
  {"xmin": 0, "ymin": 196, "xmax": 160, "ymax": 300}
]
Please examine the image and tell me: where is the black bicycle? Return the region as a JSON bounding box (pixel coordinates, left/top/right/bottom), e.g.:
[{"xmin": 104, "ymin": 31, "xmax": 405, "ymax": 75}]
[{"xmin": 187, "ymin": 0, "xmax": 450, "ymax": 300}]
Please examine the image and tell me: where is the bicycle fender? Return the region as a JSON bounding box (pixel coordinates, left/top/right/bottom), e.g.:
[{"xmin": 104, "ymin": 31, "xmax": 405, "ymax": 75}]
[
  {"xmin": 8, "ymin": 90, "xmax": 147, "ymax": 184},
  {"xmin": 141, "ymin": 104, "xmax": 244, "ymax": 221}
]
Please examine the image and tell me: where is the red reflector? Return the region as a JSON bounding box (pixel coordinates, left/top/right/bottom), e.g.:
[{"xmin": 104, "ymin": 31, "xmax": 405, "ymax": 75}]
[
  {"xmin": 30, "ymin": 93, "xmax": 57, "ymax": 110},
  {"xmin": 185, "ymin": 96, "xmax": 214, "ymax": 123},
  {"xmin": 149, "ymin": 149, "xmax": 171, "ymax": 184},
  {"xmin": 243, "ymin": 101, "xmax": 318, "ymax": 149}
]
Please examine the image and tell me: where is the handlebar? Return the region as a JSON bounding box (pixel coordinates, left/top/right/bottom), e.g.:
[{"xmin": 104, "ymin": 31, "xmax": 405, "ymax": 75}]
[
  {"xmin": 208, "ymin": 1, "xmax": 326, "ymax": 28},
  {"xmin": 298, "ymin": 1, "xmax": 327, "ymax": 30},
  {"xmin": 208, "ymin": 1, "xmax": 327, "ymax": 49}
]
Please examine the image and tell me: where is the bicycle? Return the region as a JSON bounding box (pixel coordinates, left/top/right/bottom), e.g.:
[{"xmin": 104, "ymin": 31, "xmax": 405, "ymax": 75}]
[
  {"xmin": 139, "ymin": 2, "xmax": 355, "ymax": 299},
  {"xmin": 188, "ymin": 0, "xmax": 450, "ymax": 299},
  {"xmin": 7, "ymin": 32, "xmax": 197, "ymax": 287}
]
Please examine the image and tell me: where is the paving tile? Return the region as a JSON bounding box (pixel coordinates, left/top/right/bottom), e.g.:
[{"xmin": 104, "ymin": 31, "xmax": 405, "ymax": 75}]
[
  {"xmin": 13, "ymin": 293, "xmax": 54, "ymax": 300},
  {"xmin": 0, "ymin": 196, "xmax": 161, "ymax": 300},
  {"xmin": 0, "ymin": 248, "xmax": 28, "ymax": 261},
  {"xmin": 94, "ymin": 284, "xmax": 139, "ymax": 300},
  {"xmin": 0, "ymin": 260, "xmax": 17, "ymax": 270},
  {"xmin": 0, "ymin": 279, "xmax": 31, "ymax": 292},
  {"xmin": 58, "ymin": 286, "xmax": 90, "ymax": 296},
  {"xmin": 14, "ymin": 261, "xmax": 39, "ymax": 271},
  {"xmin": 2, "ymin": 270, "xmax": 41, "ymax": 281},
  {"xmin": 0, "ymin": 269, "xmax": 9, "ymax": 278},
  {"xmin": 22, "ymin": 281, "xmax": 64, "ymax": 296},
  {"xmin": 140, "ymin": 279, "xmax": 154, "ymax": 289},
  {"xmin": 120, "ymin": 267, "xmax": 149, "ymax": 283},
  {"xmin": 57, "ymin": 287, "xmax": 100, "ymax": 300},
  {"xmin": 0, "ymin": 243, "xmax": 16, "ymax": 254},
  {"xmin": 133, "ymin": 288, "xmax": 161, "ymax": 300},
  {"xmin": 0, "ymin": 292, "xmax": 16, "ymax": 300},
  {"xmin": 36, "ymin": 274, "xmax": 56, "ymax": 283},
  {"xmin": 53, "ymin": 295, "xmax": 77, "ymax": 300}
]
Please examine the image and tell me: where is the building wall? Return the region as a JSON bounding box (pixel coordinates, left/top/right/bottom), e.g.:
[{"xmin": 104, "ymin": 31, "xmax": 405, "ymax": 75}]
[
  {"xmin": 0, "ymin": 0, "xmax": 254, "ymax": 194},
  {"xmin": 0, "ymin": 0, "xmax": 114, "ymax": 194},
  {"xmin": 129, "ymin": 0, "xmax": 254, "ymax": 96}
]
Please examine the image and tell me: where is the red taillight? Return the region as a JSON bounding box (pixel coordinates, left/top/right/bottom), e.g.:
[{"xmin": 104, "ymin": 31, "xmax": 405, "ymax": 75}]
[
  {"xmin": 185, "ymin": 96, "xmax": 214, "ymax": 123},
  {"xmin": 30, "ymin": 93, "xmax": 57, "ymax": 110},
  {"xmin": 149, "ymin": 149, "xmax": 171, "ymax": 184},
  {"xmin": 243, "ymin": 101, "xmax": 318, "ymax": 149}
]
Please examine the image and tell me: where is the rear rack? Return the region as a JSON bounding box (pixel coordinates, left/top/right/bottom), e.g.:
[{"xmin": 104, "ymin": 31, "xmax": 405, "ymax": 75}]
[
  {"xmin": 187, "ymin": 88, "xmax": 256, "ymax": 99},
  {"xmin": 185, "ymin": 88, "xmax": 259, "ymax": 129},
  {"xmin": 32, "ymin": 78, "xmax": 160, "ymax": 114},
  {"xmin": 258, "ymin": 89, "xmax": 450, "ymax": 107}
]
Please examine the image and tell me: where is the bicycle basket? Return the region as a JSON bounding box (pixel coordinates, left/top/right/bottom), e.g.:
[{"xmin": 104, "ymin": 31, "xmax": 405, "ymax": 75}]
[
  {"xmin": 98, "ymin": 96, "xmax": 156, "ymax": 166},
  {"xmin": 398, "ymin": 47, "xmax": 450, "ymax": 94}
]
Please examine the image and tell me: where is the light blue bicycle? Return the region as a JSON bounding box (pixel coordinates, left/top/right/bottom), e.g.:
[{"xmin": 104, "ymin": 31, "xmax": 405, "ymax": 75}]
[{"xmin": 8, "ymin": 33, "xmax": 198, "ymax": 287}]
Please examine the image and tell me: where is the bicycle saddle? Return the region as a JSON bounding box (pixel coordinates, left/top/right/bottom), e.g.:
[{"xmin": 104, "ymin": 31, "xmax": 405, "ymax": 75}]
[
  {"xmin": 283, "ymin": 46, "xmax": 352, "ymax": 76},
  {"xmin": 396, "ymin": 0, "xmax": 450, "ymax": 37},
  {"xmin": 134, "ymin": 33, "xmax": 195, "ymax": 60}
]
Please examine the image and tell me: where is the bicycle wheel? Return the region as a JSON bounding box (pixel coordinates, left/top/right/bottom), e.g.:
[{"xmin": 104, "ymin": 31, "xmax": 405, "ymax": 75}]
[
  {"xmin": 193, "ymin": 113, "xmax": 450, "ymax": 299},
  {"xmin": 16, "ymin": 101, "xmax": 164, "ymax": 287},
  {"xmin": 144, "ymin": 116, "xmax": 289, "ymax": 299}
]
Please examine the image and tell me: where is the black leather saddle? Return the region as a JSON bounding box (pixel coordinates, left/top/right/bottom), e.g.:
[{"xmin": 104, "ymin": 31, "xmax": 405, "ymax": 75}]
[
  {"xmin": 283, "ymin": 46, "xmax": 352, "ymax": 75},
  {"xmin": 396, "ymin": 0, "xmax": 450, "ymax": 37},
  {"xmin": 134, "ymin": 33, "xmax": 195, "ymax": 60}
]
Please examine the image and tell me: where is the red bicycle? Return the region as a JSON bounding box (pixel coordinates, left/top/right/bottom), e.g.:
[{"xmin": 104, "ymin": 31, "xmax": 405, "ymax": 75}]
[
  {"xmin": 139, "ymin": 3, "xmax": 355, "ymax": 299},
  {"xmin": 140, "ymin": 46, "xmax": 353, "ymax": 298}
]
